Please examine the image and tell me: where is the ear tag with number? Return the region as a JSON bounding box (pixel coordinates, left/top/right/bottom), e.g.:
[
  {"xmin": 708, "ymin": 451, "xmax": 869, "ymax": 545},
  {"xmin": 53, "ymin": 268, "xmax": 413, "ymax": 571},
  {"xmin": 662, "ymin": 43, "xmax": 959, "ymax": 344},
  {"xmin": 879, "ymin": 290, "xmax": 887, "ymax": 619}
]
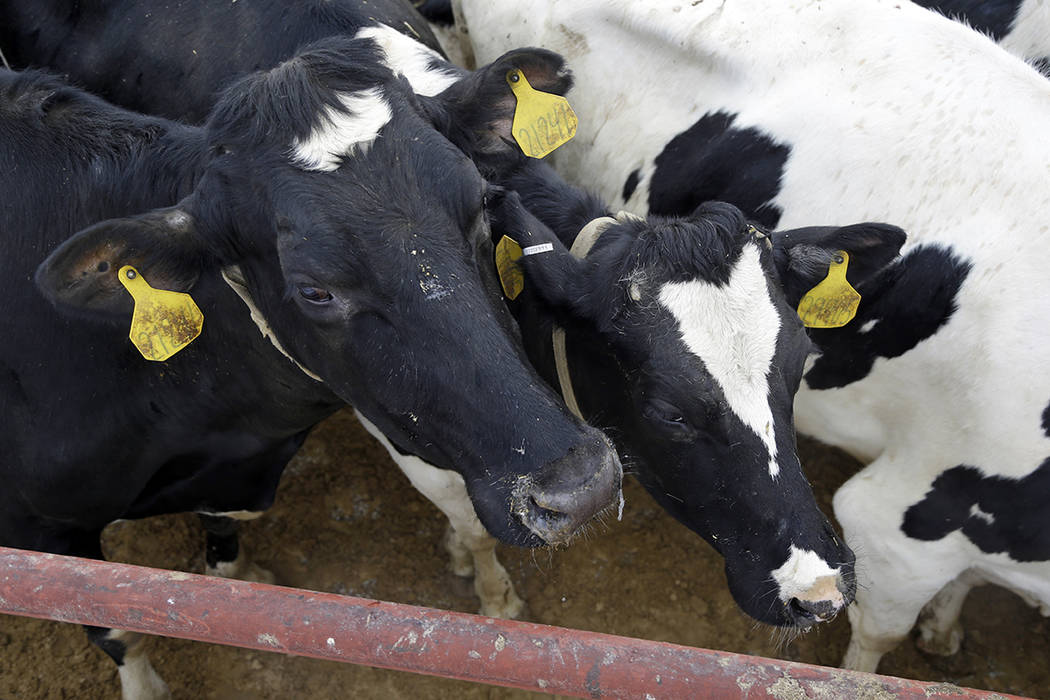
[
  {"xmin": 507, "ymin": 69, "xmax": 578, "ymax": 159},
  {"xmin": 118, "ymin": 265, "xmax": 204, "ymax": 361},
  {"xmin": 796, "ymin": 251, "xmax": 861, "ymax": 329},
  {"xmin": 495, "ymin": 235, "xmax": 525, "ymax": 300}
]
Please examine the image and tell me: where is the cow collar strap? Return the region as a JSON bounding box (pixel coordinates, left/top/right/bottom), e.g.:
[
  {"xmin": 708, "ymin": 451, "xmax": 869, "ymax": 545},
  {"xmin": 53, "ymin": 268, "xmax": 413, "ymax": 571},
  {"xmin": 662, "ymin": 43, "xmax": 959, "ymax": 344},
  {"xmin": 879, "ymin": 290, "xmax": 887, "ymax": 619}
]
[
  {"xmin": 221, "ymin": 266, "xmax": 323, "ymax": 382},
  {"xmin": 553, "ymin": 210, "xmax": 644, "ymax": 420}
]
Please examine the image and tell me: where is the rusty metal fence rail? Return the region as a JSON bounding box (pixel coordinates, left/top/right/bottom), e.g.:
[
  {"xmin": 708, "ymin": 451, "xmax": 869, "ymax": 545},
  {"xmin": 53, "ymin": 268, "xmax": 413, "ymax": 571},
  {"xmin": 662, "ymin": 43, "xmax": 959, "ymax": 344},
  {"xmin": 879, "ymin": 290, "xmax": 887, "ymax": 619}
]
[{"xmin": 0, "ymin": 547, "xmax": 1026, "ymax": 698}]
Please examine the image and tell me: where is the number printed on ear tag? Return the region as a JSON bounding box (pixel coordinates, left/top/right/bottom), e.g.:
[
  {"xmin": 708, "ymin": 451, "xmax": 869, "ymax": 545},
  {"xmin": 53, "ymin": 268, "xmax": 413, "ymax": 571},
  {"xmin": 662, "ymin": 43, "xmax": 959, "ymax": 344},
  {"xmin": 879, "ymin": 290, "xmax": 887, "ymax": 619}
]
[
  {"xmin": 796, "ymin": 251, "xmax": 862, "ymax": 329},
  {"xmin": 507, "ymin": 69, "xmax": 578, "ymax": 159},
  {"xmin": 118, "ymin": 265, "xmax": 204, "ymax": 361},
  {"xmin": 495, "ymin": 235, "xmax": 525, "ymax": 300}
]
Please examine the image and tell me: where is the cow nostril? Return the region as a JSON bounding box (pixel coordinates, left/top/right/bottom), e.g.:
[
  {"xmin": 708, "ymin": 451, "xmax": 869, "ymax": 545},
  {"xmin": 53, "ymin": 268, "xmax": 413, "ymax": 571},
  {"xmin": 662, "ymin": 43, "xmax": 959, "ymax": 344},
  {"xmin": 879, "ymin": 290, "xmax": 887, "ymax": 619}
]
[
  {"xmin": 789, "ymin": 597, "xmax": 837, "ymax": 627},
  {"xmin": 522, "ymin": 494, "xmax": 574, "ymax": 543}
]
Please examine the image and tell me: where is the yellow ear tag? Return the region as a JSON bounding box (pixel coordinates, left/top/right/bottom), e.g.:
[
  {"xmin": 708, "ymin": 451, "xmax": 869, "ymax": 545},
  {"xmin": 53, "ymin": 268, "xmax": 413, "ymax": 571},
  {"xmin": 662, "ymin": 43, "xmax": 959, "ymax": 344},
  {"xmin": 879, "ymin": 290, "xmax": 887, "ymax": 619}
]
[
  {"xmin": 507, "ymin": 69, "xmax": 578, "ymax": 159},
  {"xmin": 117, "ymin": 265, "xmax": 204, "ymax": 361},
  {"xmin": 495, "ymin": 235, "xmax": 525, "ymax": 300},
  {"xmin": 796, "ymin": 251, "xmax": 862, "ymax": 329}
]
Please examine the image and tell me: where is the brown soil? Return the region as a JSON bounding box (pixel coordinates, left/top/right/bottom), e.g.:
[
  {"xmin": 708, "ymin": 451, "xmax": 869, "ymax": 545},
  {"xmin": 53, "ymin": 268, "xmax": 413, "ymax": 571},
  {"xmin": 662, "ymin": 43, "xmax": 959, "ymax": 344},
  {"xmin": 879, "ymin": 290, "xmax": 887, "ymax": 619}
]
[{"xmin": 1, "ymin": 409, "xmax": 1047, "ymax": 699}]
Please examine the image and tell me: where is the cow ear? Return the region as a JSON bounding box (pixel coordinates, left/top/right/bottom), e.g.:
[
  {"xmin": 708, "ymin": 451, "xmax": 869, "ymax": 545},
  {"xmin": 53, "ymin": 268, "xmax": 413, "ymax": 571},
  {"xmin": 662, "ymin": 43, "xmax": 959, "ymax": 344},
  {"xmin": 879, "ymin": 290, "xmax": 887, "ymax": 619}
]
[
  {"xmin": 771, "ymin": 222, "xmax": 906, "ymax": 306},
  {"xmin": 423, "ymin": 48, "xmax": 573, "ymax": 179},
  {"xmin": 35, "ymin": 205, "xmax": 205, "ymax": 320},
  {"xmin": 487, "ymin": 188, "xmax": 587, "ymax": 311}
]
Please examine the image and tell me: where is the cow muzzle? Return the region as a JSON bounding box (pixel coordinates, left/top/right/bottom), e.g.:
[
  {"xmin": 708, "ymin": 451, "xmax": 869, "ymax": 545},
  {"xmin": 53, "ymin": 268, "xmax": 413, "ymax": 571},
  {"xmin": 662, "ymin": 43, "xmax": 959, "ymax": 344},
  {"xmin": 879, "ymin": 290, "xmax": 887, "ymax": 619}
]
[
  {"xmin": 510, "ymin": 431, "xmax": 622, "ymax": 545},
  {"xmin": 784, "ymin": 572, "xmax": 854, "ymax": 628}
]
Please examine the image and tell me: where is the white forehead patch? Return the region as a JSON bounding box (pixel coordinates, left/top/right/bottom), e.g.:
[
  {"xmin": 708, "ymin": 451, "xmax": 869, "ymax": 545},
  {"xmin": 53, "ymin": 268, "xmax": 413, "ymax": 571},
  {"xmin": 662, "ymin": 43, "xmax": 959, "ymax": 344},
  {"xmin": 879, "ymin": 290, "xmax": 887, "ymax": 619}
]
[
  {"xmin": 356, "ymin": 24, "xmax": 460, "ymax": 97},
  {"xmin": 771, "ymin": 545, "xmax": 841, "ymax": 604},
  {"xmin": 657, "ymin": 244, "xmax": 782, "ymax": 478},
  {"xmin": 290, "ymin": 88, "xmax": 392, "ymax": 172}
]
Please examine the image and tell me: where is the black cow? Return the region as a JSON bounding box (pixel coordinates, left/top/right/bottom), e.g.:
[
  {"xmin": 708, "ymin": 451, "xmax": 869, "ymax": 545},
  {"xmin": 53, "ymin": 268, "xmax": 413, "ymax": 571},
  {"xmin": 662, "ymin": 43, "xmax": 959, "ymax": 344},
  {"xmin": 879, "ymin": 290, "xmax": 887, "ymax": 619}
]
[
  {"xmin": 0, "ymin": 37, "xmax": 621, "ymax": 698},
  {"xmin": 0, "ymin": 0, "xmax": 584, "ymax": 599},
  {"xmin": 0, "ymin": 0, "xmax": 449, "ymax": 123}
]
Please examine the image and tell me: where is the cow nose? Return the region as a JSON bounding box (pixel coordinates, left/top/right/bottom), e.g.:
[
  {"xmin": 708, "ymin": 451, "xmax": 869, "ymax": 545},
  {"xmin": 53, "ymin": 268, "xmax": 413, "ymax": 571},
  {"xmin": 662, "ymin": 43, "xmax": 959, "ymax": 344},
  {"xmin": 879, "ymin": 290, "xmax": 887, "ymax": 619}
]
[
  {"xmin": 512, "ymin": 431, "xmax": 622, "ymax": 545},
  {"xmin": 785, "ymin": 572, "xmax": 852, "ymax": 628}
]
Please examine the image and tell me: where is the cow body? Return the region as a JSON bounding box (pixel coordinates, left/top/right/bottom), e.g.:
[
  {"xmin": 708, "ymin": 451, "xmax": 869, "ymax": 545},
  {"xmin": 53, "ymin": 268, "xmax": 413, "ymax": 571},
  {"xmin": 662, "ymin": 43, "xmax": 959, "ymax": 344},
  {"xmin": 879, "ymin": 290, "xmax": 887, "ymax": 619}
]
[
  {"xmin": 0, "ymin": 34, "xmax": 622, "ymax": 697},
  {"xmin": 916, "ymin": 0, "xmax": 1050, "ymax": 72},
  {"xmin": 0, "ymin": 0, "xmax": 445, "ymax": 123},
  {"xmin": 454, "ymin": 0, "xmax": 1050, "ymax": 671}
]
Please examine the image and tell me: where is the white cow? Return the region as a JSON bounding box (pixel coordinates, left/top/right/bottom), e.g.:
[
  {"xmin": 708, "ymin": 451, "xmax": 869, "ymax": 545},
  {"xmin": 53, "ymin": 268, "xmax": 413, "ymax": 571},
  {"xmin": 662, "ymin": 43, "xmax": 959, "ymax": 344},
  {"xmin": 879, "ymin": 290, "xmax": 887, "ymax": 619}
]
[{"xmin": 453, "ymin": 0, "xmax": 1050, "ymax": 673}]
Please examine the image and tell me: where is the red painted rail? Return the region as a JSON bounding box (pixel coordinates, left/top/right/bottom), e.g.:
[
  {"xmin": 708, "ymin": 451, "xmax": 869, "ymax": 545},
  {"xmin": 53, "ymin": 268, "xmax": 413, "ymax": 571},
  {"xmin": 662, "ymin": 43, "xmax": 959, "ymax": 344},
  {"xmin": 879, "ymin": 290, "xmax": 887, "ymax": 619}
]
[{"xmin": 0, "ymin": 547, "xmax": 1026, "ymax": 699}]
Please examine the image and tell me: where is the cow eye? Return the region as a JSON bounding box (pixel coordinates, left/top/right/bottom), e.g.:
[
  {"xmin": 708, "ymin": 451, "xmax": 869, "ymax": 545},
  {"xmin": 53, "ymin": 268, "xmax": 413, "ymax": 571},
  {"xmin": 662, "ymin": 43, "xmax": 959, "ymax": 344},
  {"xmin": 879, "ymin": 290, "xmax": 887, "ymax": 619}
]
[
  {"xmin": 642, "ymin": 399, "xmax": 697, "ymax": 441},
  {"xmin": 297, "ymin": 285, "xmax": 333, "ymax": 304}
]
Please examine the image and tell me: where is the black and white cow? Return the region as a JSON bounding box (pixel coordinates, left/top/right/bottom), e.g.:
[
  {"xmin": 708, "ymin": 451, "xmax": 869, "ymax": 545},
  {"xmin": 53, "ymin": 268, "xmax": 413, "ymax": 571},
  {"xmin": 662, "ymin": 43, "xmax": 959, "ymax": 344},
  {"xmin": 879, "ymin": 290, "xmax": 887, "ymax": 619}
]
[
  {"xmin": 454, "ymin": 0, "xmax": 1050, "ymax": 673},
  {"xmin": 915, "ymin": 0, "xmax": 1050, "ymax": 73},
  {"xmin": 469, "ymin": 162, "xmax": 910, "ymax": 629},
  {"xmin": 0, "ymin": 37, "xmax": 623, "ymax": 698}
]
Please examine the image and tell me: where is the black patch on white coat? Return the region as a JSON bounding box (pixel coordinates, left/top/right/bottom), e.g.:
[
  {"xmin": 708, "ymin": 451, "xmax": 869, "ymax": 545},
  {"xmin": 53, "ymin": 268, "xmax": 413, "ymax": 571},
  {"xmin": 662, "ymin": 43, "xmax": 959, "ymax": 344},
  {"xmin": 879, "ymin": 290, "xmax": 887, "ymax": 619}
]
[
  {"xmin": 648, "ymin": 111, "xmax": 789, "ymax": 228},
  {"xmin": 901, "ymin": 399, "xmax": 1050, "ymax": 562},
  {"xmin": 901, "ymin": 462, "xmax": 1050, "ymax": 562},
  {"xmin": 622, "ymin": 168, "xmax": 641, "ymax": 202},
  {"xmin": 804, "ymin": 244, "xmax": 972, "ymax": 390},
  {"xmin": 913, "ymin": 0, "xmax": 1022, "ymax": 41}
]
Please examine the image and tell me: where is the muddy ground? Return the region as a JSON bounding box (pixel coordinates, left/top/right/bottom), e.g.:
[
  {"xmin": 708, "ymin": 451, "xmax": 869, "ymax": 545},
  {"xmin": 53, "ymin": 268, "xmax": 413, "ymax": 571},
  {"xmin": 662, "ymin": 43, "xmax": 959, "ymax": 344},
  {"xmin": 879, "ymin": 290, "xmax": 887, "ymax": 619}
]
[{"xmin": 1, "ymin": 408, "xmax": 1047, "ymax": 699}]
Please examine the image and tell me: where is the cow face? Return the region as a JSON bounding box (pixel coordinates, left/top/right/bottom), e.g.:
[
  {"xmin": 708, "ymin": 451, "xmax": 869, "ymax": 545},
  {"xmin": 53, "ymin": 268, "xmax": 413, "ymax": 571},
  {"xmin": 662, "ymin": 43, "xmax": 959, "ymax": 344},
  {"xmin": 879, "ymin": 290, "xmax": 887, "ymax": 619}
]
[
  {"xmin": 498, "ymin": 194, "xmax": 904, "ymax": 626},
  {"xmin": 34, "ymin": 38, "xmax": 621, "ymax": 548}
]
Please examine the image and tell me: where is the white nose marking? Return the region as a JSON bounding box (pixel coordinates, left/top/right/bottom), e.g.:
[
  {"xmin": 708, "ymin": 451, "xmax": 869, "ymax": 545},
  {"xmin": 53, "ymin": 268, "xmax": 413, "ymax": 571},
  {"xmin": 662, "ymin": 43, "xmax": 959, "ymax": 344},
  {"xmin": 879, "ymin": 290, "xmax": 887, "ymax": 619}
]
[{"xmin": 771, "ymin": 545, "xmax": 842, "ymax": 604}]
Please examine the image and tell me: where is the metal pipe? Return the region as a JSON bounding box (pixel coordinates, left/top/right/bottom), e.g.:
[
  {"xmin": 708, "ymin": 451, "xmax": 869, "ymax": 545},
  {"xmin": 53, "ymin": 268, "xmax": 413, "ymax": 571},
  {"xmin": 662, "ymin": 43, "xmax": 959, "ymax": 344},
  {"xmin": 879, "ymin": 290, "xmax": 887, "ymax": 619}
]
[{"xmin": 0, "ymin": 547, "xmax": 1026, "ymax": 699}]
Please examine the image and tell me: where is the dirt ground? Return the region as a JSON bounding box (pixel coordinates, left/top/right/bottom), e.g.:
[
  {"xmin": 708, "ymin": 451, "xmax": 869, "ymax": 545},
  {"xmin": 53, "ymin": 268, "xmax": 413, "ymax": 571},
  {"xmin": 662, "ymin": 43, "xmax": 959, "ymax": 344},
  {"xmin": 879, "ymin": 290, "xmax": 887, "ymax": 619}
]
[{"xmin": 1, "ymin": 408, "xmax": 1048, "ymax": 699}]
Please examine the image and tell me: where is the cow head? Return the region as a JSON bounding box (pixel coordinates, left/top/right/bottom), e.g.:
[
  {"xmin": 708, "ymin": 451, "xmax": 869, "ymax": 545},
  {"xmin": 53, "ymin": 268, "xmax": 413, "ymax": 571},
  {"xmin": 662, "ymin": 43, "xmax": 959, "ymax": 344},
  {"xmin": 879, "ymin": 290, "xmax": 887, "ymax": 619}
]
[
  {"xmin": 492, "ymin": 189, "xmax": 904, "ymax": 626},
  {"xmin": 33, "ymin": 36, "xmax": 621, "ymax": 548}
]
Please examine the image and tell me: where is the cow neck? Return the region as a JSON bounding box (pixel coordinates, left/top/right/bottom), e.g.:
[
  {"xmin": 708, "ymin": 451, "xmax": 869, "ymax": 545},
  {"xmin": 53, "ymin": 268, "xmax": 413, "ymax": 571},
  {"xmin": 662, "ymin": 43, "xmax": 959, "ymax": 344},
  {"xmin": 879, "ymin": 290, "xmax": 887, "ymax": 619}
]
[
  {"xmin": 553, "ymin": 211, "xmax": 643, "ymax": 420},
  {"xmin": 220, "ymin": 266, "xmax": 324, "ymax": 383}
]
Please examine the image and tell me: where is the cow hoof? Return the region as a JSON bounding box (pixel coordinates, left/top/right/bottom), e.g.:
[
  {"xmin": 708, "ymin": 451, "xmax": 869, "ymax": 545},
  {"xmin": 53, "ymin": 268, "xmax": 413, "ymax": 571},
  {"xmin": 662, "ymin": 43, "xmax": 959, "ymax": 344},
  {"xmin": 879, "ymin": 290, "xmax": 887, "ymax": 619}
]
[
  {"xmin": 478, "ymin": 592, "xmax": 526, "ymax": 620},
  {"xmin": 915, "ymin": 620, "xmax": 964, "ymax": 657},
  {"xmin": 240, "ymin": 562, "xmax": 277, "ymax": 585}
]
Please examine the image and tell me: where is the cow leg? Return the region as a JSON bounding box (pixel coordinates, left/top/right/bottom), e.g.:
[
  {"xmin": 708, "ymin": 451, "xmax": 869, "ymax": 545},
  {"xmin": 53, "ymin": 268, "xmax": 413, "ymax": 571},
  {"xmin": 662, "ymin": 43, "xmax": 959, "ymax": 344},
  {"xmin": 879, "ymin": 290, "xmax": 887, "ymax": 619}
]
[
  {"xmin": 85, "ymin": 627, "xmax": 170, "ymax": 700},
  {"xmin": 198, "ymin": 512, "xmax": 275, "ymax": 584},
  {"xmin": 443, "ymin": 523, "xmax": 475, "ymax": 577},
  {"xmin": 840, "ymin": 561, "xmax": 961, "ymax": 672},
  {"xmin": 915, "ymin": 570, "xmax": 982, "ymax": 656},
  {"xmin": 833, "ymin": 461, "xmax": 967, "ymax": 673},
  {"xmin": 441, "ymin": 508, "xmax": 526, "ymax": 619},
  {"xmin": 355, "ymin": 410, "xmax": 525, "ymax": 618},
  {"xmin": 46, "ymin": 531, "xmax": 170, "ymax": 699}
]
